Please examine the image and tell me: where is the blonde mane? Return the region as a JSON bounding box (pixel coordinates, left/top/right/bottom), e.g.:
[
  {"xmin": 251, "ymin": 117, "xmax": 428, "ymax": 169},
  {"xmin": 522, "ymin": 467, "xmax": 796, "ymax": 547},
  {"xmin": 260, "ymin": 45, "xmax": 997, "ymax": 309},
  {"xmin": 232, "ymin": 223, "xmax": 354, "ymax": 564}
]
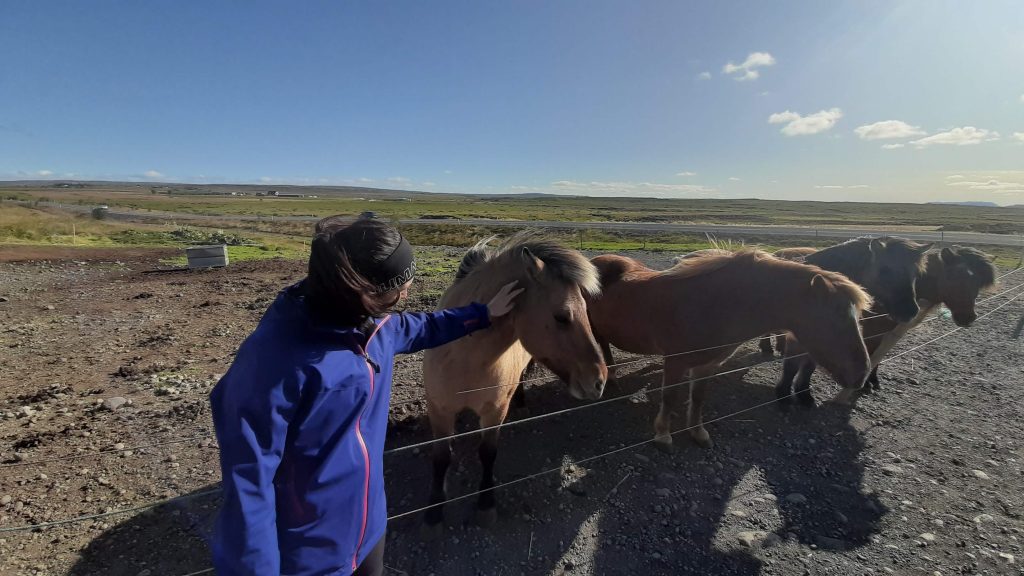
[{"xmin": 445, "ymin": 231, "xmax": 600, "ymax": 306}]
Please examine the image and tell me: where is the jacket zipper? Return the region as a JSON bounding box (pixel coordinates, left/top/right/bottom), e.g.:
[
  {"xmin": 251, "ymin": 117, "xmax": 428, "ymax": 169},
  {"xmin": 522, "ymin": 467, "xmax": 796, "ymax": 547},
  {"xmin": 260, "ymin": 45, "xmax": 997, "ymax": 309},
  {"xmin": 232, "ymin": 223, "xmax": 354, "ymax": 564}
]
[{"xmin": 351, "ymin": 316, "xmax": 389, "ymax": 570}]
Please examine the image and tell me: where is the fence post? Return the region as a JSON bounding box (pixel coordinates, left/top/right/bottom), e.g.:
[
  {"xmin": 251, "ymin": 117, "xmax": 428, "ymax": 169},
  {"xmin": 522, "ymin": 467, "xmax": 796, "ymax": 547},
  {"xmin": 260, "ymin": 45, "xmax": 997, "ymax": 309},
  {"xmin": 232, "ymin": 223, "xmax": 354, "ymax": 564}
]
[{"xmin": 940, "ymin": 230, "xmax": 944, "ymax": 246}]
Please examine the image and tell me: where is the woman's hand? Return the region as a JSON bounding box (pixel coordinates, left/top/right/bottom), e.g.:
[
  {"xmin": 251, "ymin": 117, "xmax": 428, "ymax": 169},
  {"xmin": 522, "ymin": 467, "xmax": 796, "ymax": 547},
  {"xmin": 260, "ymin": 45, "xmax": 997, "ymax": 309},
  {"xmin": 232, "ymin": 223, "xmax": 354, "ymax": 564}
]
[{"xmin": 487, "ymin": 281, "xmax": 524, "ymax": 320}]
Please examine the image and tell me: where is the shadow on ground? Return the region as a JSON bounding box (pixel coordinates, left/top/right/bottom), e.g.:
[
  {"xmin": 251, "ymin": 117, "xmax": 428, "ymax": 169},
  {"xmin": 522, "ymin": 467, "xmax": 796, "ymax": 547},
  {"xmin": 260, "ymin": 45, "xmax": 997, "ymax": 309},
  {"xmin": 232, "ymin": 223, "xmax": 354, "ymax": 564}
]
[{"xmin": 70, "ymin": 350, "xmax": 886, "ymax": 576}]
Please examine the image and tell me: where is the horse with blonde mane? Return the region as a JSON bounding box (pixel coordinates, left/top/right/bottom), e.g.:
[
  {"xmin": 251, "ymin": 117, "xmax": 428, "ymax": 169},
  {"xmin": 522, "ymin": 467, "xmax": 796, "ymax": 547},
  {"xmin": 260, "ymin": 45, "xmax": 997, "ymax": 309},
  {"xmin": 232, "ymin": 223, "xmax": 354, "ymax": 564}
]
[
  {"xmin": 421, "ymin": 232, "xmax": 606, "ymax": 533},
  {"xmin": 587, "ymin": 249, "xmax": 873, "ymax": 452}
]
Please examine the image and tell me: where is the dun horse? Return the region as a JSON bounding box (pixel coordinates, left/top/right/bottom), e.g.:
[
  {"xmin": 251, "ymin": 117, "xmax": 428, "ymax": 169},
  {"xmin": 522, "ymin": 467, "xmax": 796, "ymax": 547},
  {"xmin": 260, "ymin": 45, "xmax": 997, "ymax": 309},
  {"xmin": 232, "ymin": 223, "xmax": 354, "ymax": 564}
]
[
  {"xmin": 422, "ymin": 233, "xmax": 605, "ymax": 532},
  {"xmin": 587, "ymin": 250, "xmax": 873, "ymax": 452},
  {"xmin": 775, "ymin": 237, "xmax": 931, "ymax": 405}
]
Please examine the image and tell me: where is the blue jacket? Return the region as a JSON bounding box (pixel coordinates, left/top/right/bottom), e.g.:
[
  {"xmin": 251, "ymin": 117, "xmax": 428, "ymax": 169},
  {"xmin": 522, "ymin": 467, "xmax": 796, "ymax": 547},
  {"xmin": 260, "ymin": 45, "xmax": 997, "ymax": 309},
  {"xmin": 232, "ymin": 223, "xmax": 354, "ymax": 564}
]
[{"xmin": 210, "ymin": 282, "xmax": 490, "ymax": 575}]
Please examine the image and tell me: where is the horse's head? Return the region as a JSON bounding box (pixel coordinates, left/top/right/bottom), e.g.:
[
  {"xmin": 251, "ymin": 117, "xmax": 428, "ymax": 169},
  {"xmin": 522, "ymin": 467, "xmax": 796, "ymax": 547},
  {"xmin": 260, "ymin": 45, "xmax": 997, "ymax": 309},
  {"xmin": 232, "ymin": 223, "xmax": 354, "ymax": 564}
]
[
  {"xmin": 792, "ymin": 272, "xmax": 873, "ymax": 392},
  {"xmin": 865, "ymin": 238, "xmax": 931, "ymax": 323},
  {"xmin": 511, "ymin": 245, "xmax": 607, "ymax": 400},
  {"xmin": 936, "ymin": 247, "xmax": 997, "ymax": 327}
]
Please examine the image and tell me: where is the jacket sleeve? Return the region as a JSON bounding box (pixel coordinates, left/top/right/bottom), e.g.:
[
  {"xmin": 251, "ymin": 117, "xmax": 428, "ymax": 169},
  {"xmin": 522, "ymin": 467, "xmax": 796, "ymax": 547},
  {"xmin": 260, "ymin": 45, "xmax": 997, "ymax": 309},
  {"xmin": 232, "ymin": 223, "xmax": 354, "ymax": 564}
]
[
  {"xmin": 211, "ymin": 367, "xmax": 303, "ymax": 576},
  {"xmin": 388, "ymin": 303, "xmax": 491, "ymax": 355}
]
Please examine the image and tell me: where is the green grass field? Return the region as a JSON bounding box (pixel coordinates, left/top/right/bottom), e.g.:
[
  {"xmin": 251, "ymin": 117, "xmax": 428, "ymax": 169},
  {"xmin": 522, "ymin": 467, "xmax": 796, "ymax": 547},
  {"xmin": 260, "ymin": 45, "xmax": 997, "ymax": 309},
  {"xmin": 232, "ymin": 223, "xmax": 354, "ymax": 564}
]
[
  {"xmin": 3, "ymin": 186, "xmax": 1021, "ymax": 268},
  {"xmin": 6, "ymin": 183, "xmax": 1024, "ymax": 233}
]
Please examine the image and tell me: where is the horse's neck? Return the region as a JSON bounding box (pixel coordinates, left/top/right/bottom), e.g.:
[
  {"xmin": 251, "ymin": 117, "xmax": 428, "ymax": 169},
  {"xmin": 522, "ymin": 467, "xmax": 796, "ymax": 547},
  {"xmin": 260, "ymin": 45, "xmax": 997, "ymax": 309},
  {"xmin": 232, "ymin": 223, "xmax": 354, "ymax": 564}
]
[
  {"xmin": 806, "ymin": 241, "xmax": 870, "ymax": 281},
  {"xmin": 915, "ymin": 254, "xmax": 944, "ymax": 303}
]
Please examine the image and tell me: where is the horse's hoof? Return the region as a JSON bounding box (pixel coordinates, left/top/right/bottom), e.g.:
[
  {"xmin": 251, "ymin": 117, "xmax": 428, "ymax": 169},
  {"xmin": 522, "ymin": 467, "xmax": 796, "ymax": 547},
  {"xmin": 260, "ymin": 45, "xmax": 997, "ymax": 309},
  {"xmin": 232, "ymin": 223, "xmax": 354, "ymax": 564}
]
[
  {"xmin": 832, "ymin": 388, "xmax": 859, "ymax": 406},
  {"xmin": 420, "ymin": 521, "xmax": 444, "ymax": 542},
  {"xmin": 797, "ymin": 393, "xmax": 817, "ymax": 408},
  {"xmin": 691, "ymin": 429, "xmax": 714, "ymax": 450},
  {"xmin": 653, "ymin": 435, "xmax": 675, "ymax": 454},
  {"xmin": 475, "ymin": 506, "xmax": 498, "ymax": 528}
]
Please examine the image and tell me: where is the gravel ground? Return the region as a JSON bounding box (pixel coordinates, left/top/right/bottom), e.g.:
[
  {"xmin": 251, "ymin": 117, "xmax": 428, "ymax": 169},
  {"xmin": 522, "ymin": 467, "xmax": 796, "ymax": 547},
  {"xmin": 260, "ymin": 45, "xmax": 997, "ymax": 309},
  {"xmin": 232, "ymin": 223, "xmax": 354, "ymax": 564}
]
[{"xmin": 0, "ymin": 246, "xmax": 1022, "ymax": 576}]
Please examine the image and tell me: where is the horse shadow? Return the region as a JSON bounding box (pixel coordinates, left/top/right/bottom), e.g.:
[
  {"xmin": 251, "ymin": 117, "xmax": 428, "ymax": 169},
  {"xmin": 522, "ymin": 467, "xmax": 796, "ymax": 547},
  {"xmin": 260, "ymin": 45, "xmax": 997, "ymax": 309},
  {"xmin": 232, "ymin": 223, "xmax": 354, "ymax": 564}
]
[
  {"xmin": 383, "ymin": 348, "xmax": 886, "ymax": 575},
  {"xmin": 66, "ymin": 351, "xmax": 885, "ymax": 576}
]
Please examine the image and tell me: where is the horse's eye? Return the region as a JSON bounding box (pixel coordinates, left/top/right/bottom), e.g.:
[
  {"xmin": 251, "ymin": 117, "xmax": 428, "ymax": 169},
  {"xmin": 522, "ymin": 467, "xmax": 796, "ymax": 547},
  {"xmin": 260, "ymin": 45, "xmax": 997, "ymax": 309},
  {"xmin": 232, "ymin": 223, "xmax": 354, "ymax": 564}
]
[{"xmin": 554, "ymin": 313, "xmax": 571, "ymax": 326}]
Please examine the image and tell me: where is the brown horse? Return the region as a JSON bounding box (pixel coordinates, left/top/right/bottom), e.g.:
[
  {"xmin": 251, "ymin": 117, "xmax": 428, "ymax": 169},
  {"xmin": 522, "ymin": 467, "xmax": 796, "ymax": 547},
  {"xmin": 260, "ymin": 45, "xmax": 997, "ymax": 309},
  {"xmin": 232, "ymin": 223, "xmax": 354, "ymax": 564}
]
[
  {"xmin": 422, "ymin": 233, "xmax": 606, "ymax": 532},
  {"xmin": 862, "ymin": 246, "xmax": 997, "ymax": 388},
  {"xmin": 587, "ymin": 250, "xmax": 873, "ymax": 451},
  {"xmin": 758, "ymin": 247, "xmax": 819, "ymax": 355},
  {"xmin": 775, "ymin": 236, "xmax": 931, "ymax": 406}
]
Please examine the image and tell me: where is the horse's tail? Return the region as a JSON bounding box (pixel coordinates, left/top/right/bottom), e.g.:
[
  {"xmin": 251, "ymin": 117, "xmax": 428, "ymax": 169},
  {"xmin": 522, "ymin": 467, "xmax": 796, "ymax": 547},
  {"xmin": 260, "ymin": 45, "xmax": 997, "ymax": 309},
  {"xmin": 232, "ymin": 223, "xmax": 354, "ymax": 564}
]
[{"xmin": 455, "ymin": 236, "xmax": 497, "ymax": 281}]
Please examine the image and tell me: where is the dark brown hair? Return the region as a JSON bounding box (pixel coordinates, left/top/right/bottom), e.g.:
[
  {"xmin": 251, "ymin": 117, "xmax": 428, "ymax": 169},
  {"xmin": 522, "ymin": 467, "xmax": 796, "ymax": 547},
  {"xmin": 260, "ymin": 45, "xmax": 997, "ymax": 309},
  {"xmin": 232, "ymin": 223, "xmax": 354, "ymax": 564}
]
[{"xmin": 304, "ymin": 217, "xmax": 408, "ymax": 327}]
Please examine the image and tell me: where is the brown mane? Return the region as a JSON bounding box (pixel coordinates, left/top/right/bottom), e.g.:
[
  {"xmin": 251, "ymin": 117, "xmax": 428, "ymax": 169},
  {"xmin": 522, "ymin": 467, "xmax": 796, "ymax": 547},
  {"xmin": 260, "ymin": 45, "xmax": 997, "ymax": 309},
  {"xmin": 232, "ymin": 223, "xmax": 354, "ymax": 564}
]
[{"xmin": 952, "ymin": 246, "xmax": 998, "ymax": 288}]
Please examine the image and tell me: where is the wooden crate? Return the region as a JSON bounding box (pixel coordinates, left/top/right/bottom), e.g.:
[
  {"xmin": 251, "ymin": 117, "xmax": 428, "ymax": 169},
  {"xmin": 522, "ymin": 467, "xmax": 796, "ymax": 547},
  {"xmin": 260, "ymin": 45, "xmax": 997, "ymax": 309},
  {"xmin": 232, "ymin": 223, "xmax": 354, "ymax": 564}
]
[{"xmin": 185, "ymin": 245, "xmax": 229, "ymax": 269}]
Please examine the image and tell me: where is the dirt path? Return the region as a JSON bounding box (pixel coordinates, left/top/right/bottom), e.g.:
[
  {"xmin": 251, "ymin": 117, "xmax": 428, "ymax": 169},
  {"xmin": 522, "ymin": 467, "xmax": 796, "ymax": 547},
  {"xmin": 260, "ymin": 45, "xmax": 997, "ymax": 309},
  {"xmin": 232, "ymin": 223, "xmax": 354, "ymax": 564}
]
[{"xmin": 1, "ymin": 247, "xmax": 1022, "ymax": 575}]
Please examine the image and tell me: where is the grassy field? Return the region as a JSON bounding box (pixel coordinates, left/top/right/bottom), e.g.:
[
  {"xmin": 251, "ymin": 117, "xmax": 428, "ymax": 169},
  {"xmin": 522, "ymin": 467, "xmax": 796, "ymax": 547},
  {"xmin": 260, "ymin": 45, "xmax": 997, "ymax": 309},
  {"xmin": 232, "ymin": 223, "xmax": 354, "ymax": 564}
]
[
  {"xmin": 5, "ymin": 182, "xmax": 1024, "ymax": 233},
  {"xmin": 3, "ymin": 203, "xmax": 1020, "ymax": 269},
  {"xmin": 0, "ymin": 205, "xmax": 309, "ymax": 262}
]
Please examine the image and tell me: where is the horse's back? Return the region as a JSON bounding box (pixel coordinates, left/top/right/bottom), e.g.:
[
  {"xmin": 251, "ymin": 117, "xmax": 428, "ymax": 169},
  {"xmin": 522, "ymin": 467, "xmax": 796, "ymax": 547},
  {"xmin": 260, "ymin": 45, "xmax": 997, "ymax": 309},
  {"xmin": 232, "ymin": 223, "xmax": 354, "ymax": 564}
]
[
  {"xmin": 590, "ymin": 254, "xmax": 649, "ymax": 287},
  {"xmin": 774, "ymin": 247, "xmax": 817, "ymax": 261}
]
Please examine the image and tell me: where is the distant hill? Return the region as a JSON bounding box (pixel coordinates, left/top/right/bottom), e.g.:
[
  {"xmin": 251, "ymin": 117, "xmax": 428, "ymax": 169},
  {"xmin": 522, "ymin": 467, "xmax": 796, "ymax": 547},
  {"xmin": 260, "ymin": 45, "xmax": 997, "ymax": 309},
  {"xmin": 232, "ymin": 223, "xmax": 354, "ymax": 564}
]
[{"xmin": 927, "ymin": 201, "xmax": 1001, "ymax": 207}]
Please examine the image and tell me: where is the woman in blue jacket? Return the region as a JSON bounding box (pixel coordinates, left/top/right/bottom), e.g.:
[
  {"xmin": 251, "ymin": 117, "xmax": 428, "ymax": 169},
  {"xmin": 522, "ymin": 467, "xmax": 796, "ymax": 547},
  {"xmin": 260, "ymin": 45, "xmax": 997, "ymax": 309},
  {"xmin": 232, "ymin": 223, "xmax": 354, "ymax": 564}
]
[{"xmin": 210, "ymin": 217, "xmax": 521, "ymax": 576}]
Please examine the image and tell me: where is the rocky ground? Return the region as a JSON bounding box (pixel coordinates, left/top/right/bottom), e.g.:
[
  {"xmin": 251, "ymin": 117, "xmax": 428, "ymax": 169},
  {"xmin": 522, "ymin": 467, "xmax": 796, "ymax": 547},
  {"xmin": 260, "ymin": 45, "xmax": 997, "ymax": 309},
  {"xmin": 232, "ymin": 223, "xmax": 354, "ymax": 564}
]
[{"xmin": 0, "ymin": 244, "xmax": 1022, "ymax": 576}]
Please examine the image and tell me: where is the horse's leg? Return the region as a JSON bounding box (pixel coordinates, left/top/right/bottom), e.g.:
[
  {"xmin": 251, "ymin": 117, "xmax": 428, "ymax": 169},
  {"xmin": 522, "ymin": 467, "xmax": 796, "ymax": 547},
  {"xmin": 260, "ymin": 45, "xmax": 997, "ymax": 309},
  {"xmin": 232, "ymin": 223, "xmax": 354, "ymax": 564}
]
[
  {"xmin": 759, "ymin": 334, "xmax": 775, "ymax": 357},
  {"xmin": 475, "ymin": 402, "xmax": 511, "ymax": 527},
  {"xmin": 775, "ymin": 334, "xmax": 786, "ymax": 355},
  {"xmin": 653, "ymin": 357, "xmax": 689, "ymax": 453},
  {"xmin": 775, "ymin": 355, "xmax": 799, "ymax": 406},
  {"xmin": 794, "ymin": 360, "xmax": 817, "ymax": 407},
  {"xmin": 422, "ymin": 407, "xmax": 454, "ymax": 539},
  {"xmin": 687, "ymin": 365, "xmax": 717, "ymax": 449},
  {"xmin": 867, "ymin": 365, "xmax": 881, "ymax": 391}
]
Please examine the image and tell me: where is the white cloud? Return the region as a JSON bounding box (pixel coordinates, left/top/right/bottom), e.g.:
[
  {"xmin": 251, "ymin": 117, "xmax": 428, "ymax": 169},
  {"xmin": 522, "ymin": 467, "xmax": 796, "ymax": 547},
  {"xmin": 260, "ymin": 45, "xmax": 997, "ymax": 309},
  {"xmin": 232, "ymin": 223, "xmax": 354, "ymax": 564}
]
[
  {"xmin": 443, "ymin": 170, "xmax": 453, "ymax": 174},
  {"xmin": 1013, "ymin": 132, "xmax": 1024, "ymax": 142},
  {"xmin": 548, "ymin": 180, "xmax": 717, "ymax": 198},
  {"xmin": 697, "ymin": 71, "xmax": 711, "ymax": 80},
  {"xmin": 386, "ymin": 176, "xmax": 411, "ymax": 185},
  {"xmin": 854, "ymin": 120, "xmax": 926, "ymax": 140},
  {"xmin": 259, "ymin": 176, "xmax": 273, "ymax": 183},
  {"xmin": 728, "ymin": 177, "xmax": 741, "ymax": 181},
  {"xmin": 143, "ymin": 170, "xmax": 164, "ymax": 179},
  {"xmin": 36, "ymin": 170, "xmax": 53, "ymax": 177},
  {"xmin": 910, "ymin": 126, "xmax": 999, "ymax": 148},
  {"xmin": 849, "ymin": 184, "xmax": 870, "ymax": 189},
  {"xmin": 1020, "ymin": 94, "xmax": 1024, "ymax": 103},
  {"xmin": 815, "ymin": 185, "xmax": 844, "ymax": 189},
  {"xmin": 357, "ymin": 177, "xmax": 375, "ymax": 183},
  {"xmin": 881, "ymin": 143, "xmax": 905, "ymax": 149},
  {"xmin": 946, "ymin": 174, "xmax": 964, "ymax": 180},
  {"xmin": 676, "ymin": 171, "xmax": 697, "ymax": 177},
  {"xmin": 768, "ymin": 108, "xmax": 843, "ymax": 136},
  {"xmin": 946, "ymin": 175, "xmax": 1024, "ymax": 196},
  {"xmin": 815, "ymin": 184, "xmax": 870, "ymax": 189},
  {"xmin": 722, "ymin": 52, "xmax": 775, "ymax": 81},
  {"xmin": 422, "ymin": 181, "xmax": 437, "ymax": 187}
]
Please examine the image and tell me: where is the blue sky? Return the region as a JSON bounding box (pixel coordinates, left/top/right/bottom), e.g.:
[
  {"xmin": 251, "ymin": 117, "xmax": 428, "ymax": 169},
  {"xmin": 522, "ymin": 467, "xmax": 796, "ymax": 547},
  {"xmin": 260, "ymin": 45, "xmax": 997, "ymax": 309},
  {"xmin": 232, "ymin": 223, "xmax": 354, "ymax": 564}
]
[{"xmin": 2, "ymin": 1, "xmax": 1023, "ymax": 203}]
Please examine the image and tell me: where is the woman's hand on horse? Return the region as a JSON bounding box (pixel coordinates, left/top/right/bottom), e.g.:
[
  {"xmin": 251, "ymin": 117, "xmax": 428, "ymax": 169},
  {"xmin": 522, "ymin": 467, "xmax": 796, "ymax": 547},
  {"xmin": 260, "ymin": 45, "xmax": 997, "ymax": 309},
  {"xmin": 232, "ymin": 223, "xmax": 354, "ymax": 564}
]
[{"xmin": 487, "ymin": 281, "xmax": 524, "ymax": 320}]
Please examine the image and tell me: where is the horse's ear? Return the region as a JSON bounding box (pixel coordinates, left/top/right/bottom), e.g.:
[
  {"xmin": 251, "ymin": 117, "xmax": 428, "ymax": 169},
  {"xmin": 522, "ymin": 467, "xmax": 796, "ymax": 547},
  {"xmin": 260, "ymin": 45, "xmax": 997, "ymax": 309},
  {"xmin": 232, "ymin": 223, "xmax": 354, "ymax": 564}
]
[
  {"xmin": 868, "ymin": 237, "xmax": 886, "ymax": 253},
  {"xmin": 940, "ymin": 247, "xmax": 958, "ymax": 264},
  {"xmin": 522, "ymin": 247, "xmax": 545, "ymax": 278},
  {"xmin": 916, "ymin": 242, "xmax": 933, "ymax": 254}
]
